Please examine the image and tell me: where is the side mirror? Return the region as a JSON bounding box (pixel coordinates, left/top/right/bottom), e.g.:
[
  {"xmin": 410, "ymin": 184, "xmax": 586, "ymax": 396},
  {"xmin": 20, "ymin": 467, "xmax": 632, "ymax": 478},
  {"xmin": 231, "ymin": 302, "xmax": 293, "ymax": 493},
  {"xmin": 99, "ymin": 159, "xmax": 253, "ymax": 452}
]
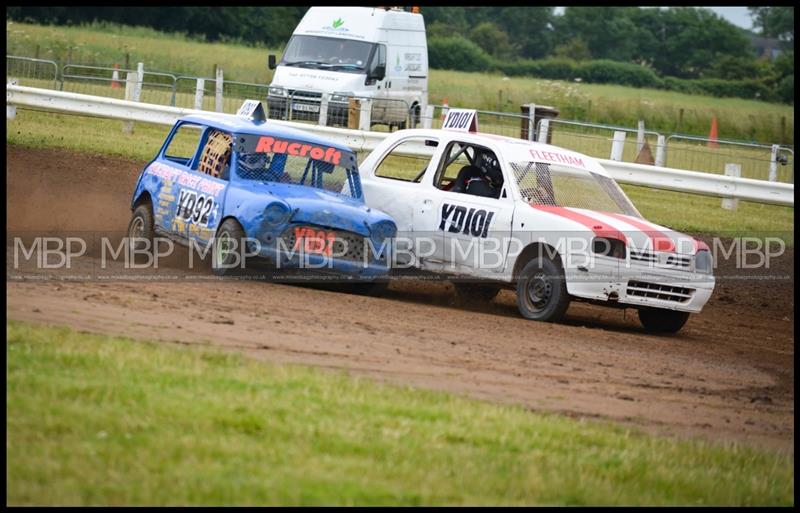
[
  {"xmin": 268, "ymin": 54, "xmax": 277, "ymax": 70},
  {"xmin": 369, "ymin": 64, "xmax": 386, "ymax": 81}
]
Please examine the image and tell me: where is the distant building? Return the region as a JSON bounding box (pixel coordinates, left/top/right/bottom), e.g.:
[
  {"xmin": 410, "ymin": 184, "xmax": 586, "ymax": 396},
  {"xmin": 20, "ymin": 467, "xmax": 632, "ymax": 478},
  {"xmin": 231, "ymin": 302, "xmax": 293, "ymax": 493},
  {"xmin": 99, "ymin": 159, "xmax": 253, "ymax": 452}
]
[{"xmin": 749, "ymin": 34, "xmax": 783, "ymax": 61}]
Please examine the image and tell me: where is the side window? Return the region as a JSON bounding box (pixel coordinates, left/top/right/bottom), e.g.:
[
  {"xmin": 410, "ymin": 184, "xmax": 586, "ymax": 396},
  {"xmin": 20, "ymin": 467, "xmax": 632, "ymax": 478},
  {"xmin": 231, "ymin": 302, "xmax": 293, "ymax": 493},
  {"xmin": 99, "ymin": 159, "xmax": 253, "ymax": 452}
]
[
  {"xmin": 434, "ymin": 142, "xmax": 472, "ymax": 190},
  {"xmin": 367, "ymin": 44, "xmax": 386, "ymax": 81},
  {"xmin": 163, "ymin": 123, "xmax": 203, "ymax": 166},
  {"xmin": 196, "ymin": 129, "xmax": 233, "ymax": 180},
  {"xmin": 374, "ymin": 139, "xmax": 438, "ymax": 183},
  {"xmin": 434, "ymin": 142, "xmax": 504, "ymax": 199}
]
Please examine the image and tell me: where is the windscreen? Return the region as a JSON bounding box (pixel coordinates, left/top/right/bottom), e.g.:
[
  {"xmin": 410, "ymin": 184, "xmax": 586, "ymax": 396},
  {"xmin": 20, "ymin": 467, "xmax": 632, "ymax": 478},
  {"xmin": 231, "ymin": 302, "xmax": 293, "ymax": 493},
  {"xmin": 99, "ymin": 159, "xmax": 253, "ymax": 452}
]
[
  {"xmin": 234, "ymin": 135, "xmax": 362, "ymax": 199},
  {"xmin": 512, "ymin": 161, "xmax": 641, "ymax": 217},
  {"xmin": 281, "ymin": 35, "xmax": 375, "ymax": 73}
]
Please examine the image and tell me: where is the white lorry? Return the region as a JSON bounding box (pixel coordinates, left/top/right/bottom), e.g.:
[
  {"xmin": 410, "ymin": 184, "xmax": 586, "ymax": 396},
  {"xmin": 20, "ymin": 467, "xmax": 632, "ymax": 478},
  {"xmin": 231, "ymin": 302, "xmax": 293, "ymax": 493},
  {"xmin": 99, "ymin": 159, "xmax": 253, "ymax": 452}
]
[{"xmin": 267, "ymin": 6, "xmax": 428, "ymax": 129}]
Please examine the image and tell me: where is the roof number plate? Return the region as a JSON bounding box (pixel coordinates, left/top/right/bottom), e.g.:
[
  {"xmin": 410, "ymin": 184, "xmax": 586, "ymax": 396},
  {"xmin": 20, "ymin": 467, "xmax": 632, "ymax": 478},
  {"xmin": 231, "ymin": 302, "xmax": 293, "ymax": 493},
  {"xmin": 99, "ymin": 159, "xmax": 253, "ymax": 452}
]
[
  {"xmin": 236, "ymin": 99, "xmax": 266, "ymax": 123},
  {"xmin": 442, "ymin": 108, "xmax": 478, "ymax": 133}
]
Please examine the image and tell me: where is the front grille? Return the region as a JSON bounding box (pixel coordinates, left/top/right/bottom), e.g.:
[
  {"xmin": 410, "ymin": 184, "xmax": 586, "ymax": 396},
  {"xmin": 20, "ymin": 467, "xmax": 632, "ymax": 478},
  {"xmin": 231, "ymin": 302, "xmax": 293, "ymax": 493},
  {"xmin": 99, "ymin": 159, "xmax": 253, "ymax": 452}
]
[
  {"xmin": 630, "ymin": 251, "xmax": 657, "ymax": 264},
  {"xmin": 665, "ymin": 255, "xmax": 692, "ymax": 268},
  {"xmin": 280, "ymin": 225, "xmax": 375, "ymax": 263},
  {"xmin": 626, "ymin": 280, "xmax": 695, "ymax": 303},
  {"xmin": 631, "ymin": 251, "xmax": 692, "ymax": 269},
  {"xmin": 288, "ymin": 89, "xmax": 322, "ymax": 101}
]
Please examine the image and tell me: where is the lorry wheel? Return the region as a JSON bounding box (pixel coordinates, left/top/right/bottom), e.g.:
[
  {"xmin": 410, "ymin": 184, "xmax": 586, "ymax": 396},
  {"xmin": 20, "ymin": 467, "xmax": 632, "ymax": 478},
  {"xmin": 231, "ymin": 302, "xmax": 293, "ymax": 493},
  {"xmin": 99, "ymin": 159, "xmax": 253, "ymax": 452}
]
[
  {"xmin": 212, "ymin": 219, "xmax": 248, "ymax": 276},
  {"xmin": 516, "ymin": 256, "xmax": 570, "ymax": 322},
  {"xmin": 127, "ymin": 202, "xmax": 155, "ymax": 264},
  {"xmin": 410, "ymin": 104, "xmax": 421, "ymax": 128},
  {"xmin": 638, "ymin": 308, "xmax": 690, "ymax": 334},
  {"xmin": 454, "ymin": 282, "xmax": 501, "ymax": 303}
]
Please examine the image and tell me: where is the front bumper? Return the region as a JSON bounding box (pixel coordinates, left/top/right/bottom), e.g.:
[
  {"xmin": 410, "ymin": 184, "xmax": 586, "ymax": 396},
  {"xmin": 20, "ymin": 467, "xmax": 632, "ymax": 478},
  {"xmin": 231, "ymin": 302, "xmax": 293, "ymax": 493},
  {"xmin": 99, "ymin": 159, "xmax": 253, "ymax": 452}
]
[
  {"xmin": 267, "ymin": 96, "xmax": 349, "ymax": 124},
  {"xmin": 251, "ymin": 228, "xmax": 391, "ymax": 280},
  {"xmin": 564, "ymin": 257, "xmax": 715, "ymax": 313}
]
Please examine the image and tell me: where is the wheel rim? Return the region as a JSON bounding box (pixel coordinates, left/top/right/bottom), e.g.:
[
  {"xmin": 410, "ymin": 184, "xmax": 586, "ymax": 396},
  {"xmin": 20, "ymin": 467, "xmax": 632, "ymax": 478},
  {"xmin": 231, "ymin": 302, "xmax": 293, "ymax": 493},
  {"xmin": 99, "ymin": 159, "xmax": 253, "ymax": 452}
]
[
  {"xmin": 129, "ymin": 216, "xmax": 144, "ymax": 239},
  {"xmin": 524, "ymin": 272, "xmax": 552, "ymax": 313},
  {"xmin": 216, "ymin": 230, "xmax": 232, "ymax": 265}
]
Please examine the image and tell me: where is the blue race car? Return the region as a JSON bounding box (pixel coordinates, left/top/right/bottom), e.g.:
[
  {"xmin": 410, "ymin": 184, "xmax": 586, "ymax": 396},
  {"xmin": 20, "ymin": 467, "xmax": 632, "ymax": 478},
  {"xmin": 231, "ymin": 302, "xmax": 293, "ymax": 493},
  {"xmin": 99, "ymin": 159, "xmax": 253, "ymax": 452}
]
[{"xmin": 127, "ymin": 101, "xmax": 396, "ymax": 283}]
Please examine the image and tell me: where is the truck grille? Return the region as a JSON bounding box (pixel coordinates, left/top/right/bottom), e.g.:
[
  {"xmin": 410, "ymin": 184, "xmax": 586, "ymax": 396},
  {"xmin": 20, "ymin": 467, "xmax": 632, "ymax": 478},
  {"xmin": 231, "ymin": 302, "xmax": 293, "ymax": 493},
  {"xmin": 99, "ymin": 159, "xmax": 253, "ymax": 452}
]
[
  {"xmin": 626, "ymin": 280, "xmax": 695, "ymax": 303},
  {"xmin": 288, "ymin": 89, "xmax": 322, "ymax": 101}
]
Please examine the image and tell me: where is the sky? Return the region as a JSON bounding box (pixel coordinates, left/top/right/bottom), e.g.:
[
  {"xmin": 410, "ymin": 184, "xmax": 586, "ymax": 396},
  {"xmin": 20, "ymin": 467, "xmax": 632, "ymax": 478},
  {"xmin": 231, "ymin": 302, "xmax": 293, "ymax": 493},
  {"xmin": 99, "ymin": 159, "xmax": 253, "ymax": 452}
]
[
  {"xmin": 553, "ymin": 6, "xmax": 754, "ymax": 31},
  {"xmin": 704, "ymin": 6, "xmax": 753, "ymax": 30}
]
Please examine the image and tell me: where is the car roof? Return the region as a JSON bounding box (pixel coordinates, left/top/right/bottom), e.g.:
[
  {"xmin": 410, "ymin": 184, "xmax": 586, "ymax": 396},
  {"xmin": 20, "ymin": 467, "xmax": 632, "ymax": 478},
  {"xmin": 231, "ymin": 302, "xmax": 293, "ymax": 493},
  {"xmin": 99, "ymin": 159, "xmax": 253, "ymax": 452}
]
[
  {"xmin": 178, "ymin": 112, "xmax": 354, "ymax": 154},
  {"xmin": 391, "ymin": 128, "xmax": 610, "ymax": 177}
]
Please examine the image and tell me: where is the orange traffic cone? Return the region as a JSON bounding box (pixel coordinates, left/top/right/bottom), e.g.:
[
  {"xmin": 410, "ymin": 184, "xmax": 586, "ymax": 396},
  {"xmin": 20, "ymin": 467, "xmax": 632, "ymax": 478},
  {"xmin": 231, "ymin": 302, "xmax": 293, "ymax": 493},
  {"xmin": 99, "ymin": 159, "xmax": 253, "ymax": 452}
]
[
  {"xmin": 707, "ymin": 117, "xmax": 718, "ymax": 148},
  {"xmin": 111, "ymin": 64, "xmax": 120, "ymax": 89},
  {"xmin": 440, "ymin": 97, "xmax": 449, "ymax": 123}
]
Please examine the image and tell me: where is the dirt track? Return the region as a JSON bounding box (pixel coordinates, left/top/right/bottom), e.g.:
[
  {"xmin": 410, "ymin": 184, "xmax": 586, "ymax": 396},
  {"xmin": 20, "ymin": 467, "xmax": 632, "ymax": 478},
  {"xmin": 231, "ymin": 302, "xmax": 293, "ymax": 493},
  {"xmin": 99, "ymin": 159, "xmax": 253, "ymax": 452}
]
[{"xmin": 6, "ymin": 146, "xmax": 795, "ymax": 452}]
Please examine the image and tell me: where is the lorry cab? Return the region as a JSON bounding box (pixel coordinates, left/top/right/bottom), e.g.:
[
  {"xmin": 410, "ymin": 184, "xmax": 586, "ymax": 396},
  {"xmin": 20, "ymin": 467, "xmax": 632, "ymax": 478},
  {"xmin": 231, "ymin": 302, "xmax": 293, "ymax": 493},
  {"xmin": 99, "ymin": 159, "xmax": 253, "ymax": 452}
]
[{"xmin": 267, "ymin": 6, "xmax": 428, "ymax": 129}]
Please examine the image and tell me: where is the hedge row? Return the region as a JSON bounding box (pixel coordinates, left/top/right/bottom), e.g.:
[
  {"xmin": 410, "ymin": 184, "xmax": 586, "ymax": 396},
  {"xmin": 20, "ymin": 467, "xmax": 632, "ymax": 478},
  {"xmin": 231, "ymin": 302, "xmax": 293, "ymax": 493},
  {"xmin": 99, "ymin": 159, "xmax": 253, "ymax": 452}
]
[{"xmin": 427, "ymin": 35, "xmax": 793, "ymax": 104}]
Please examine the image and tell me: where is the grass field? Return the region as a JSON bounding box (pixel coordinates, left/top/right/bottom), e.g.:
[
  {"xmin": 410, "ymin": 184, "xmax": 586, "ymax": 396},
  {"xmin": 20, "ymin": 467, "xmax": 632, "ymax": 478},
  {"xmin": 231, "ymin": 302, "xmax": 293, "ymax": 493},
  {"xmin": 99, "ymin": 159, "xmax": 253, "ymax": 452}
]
[
  {"xmin": 6, "ymin": 320, "xmax": 794, "ymax": 506},
  {"xmin": 6, "ymin": 109, "xmax": 794, "ymax": 242},
  {"xmin": 6, "ymin": 20, "xmax": 794, "ymax": 144}
]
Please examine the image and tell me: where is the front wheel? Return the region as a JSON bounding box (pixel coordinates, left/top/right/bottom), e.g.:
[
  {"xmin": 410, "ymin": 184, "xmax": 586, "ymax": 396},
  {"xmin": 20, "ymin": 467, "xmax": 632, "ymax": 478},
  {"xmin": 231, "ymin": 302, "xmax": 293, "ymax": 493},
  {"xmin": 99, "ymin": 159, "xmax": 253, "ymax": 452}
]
[
  {"xmin": 410, "ymin": 104, "xmax": 421, "ymax": 129},
  {"xmin": 638, "ymin": 308, "xmax": 690, "ymax": 334},
  {"xmin": 516, "ymin": 256, "xmax": 570, "ymax": 322},
  {"xmin": 212, "ymin": 219, "xmax": 248, "ymax": 276},
  {"xmin": 127, "ymin": 203, "xmax": 155, "ymax": 263}
]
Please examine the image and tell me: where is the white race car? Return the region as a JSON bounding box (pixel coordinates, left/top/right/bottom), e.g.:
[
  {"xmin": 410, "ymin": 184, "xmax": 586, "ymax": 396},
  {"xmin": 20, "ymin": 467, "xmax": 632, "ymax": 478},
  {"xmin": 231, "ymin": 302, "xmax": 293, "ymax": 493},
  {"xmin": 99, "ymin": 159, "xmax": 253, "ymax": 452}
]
[{"xmin": 359, "ymin": 113, "xmax": 715, "ymax": 333}]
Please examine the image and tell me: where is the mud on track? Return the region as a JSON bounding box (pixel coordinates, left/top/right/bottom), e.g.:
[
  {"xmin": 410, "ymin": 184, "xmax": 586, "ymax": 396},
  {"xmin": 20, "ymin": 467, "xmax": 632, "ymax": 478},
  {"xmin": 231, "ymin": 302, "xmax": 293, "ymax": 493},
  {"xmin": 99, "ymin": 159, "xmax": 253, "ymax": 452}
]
[{"xmin": 6, "ymin": 145, "xmax": 795, "ymax": 452}]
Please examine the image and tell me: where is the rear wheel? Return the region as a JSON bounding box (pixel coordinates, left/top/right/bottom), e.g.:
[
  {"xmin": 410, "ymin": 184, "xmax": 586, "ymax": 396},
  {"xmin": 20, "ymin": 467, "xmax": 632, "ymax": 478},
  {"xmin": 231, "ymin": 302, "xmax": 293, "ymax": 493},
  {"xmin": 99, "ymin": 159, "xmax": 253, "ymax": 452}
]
[
  {"xmin": 212, "ymin": 219, "xmax": 248, "ymax": 276},
  {"xmin": 516, "ymin": 256, "xmax": 570, "ymax": 322},
  {"xmin": 638, "ymin": 308, "xmax": 690, "ymax": 334}
]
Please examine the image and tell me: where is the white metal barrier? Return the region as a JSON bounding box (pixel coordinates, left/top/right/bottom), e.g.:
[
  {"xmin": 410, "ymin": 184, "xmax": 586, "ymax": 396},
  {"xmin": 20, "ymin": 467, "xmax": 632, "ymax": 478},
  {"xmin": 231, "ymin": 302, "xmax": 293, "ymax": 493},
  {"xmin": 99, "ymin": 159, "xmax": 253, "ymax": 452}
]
[{"xmin": 6, "ymin": 84, "xmax": 794, "ymax": 207}]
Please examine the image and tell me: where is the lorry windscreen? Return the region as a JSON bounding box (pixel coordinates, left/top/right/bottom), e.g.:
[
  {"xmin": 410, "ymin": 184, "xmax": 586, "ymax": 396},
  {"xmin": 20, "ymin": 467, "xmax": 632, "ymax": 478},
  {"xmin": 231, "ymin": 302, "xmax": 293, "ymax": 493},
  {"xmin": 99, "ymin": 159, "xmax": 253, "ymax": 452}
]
[{"xmin": 281, "ymin": 35, "xmax": 375, "ymax": 72}]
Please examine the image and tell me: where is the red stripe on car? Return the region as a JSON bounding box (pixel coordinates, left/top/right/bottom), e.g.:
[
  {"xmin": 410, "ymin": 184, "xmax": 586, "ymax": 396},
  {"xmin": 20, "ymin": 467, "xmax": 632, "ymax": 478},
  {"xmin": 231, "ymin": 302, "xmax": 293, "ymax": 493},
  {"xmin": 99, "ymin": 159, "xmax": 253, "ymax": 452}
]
[
  {"xmin": 602, "ymin": 212, "xmax": 676, "ymax": 253},
  {"xmin": 530, "ymin": 205, "xmax": 626, "ymax": 242}
]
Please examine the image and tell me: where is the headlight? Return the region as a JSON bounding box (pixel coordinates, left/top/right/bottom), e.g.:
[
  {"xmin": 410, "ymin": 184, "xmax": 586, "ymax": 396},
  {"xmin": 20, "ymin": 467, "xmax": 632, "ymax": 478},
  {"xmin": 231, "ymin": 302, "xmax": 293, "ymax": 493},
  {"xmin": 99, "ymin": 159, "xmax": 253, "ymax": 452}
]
[
  {"xmin": 268, "ymin": 87, "xmax": 287, "ymax": 97},
  {"xmin": 330, "ymin": 93, "xmax": 352, "ymax": 103},
  {"xmin": 592, "ymin": 237, "xmax": 626, "ymax": 259},
  {"xmin": 695, "ymin": 249, "xmax": 713, "ymax": 274},
  {"xmin": 370, "ymin": 220, "xmax": 396, "ymax": 245},
  {"xmin": 263, "ymin": 202, "xmax": 291, "ymax": 225}
]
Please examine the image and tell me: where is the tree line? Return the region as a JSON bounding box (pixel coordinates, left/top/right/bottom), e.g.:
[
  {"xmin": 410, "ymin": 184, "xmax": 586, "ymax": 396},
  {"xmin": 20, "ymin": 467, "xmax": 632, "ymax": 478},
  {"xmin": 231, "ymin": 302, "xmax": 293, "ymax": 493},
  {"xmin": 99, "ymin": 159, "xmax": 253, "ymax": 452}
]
[{"xmin": 6, "ymin": 6, "xmax": 794, "ymax": 103}]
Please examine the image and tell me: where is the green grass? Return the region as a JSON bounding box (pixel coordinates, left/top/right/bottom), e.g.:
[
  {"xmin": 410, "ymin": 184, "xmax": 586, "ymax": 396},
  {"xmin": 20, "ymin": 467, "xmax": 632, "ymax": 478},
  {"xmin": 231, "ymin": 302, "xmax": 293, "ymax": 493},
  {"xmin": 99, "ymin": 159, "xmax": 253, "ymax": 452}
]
[
  {"xmin": 6, "ymin": 20, "xmax": 794, "ymax": 144},
  {"xmin": 6, "ymin": 109, "xmax": 794, "ymax": 242},
  {"xmin": 6, "ymin": 320, "xmax": 794, "ymax": 506},
  {"xmin": 621, "ymin": 185, "xmax": 793, "ymax": 243},
  {"xmin": 429, "ymin": 71, "xmax": 794, "ymax": 145},
  {"xmin": 6, "ymin": 20, "xmax": 275, "ymax": 83}
]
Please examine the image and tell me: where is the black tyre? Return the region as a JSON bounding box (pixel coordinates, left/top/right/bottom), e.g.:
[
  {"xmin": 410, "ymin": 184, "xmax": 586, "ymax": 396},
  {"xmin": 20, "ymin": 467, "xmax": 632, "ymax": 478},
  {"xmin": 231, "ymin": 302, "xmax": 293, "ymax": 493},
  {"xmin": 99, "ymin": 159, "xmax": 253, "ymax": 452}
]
[
  {"xmin": 410, "ymin": 104, "xmax": 421, "ymax": 129},
  {"xmin": 454, "ymin": 282, "xmax": 501, "ymax": 303},
  {"xmin": 212, "ymin": 218, "xmax": 248, "ymax": 276},
  {"xmin": 127, "ymin": 202, "xmax": 155, "ymax": 263},
  {"xmin": 516, "ymin": 256, "xmax": 570, "ymax": 322},
  {"xmin": 638, "ymin": 308, "xmax": 690, "ymax": 334}
]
